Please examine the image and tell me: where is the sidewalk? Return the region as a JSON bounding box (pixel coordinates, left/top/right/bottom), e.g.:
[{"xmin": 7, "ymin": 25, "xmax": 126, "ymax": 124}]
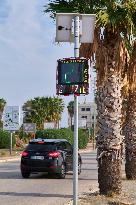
[
  {"xmin": 0, "ymin": 155, "xmax": 21, "ymax": 163},
  {"xmin": 77, "ymin": 179, "xmax": 136, "ymax": 205},
  {"xmin": 67, "ymin": 143, "xmax": 136, "ymax": 205},
  {"xmin": 79, "ymin": 141, "xmax": 96, "ymax": 154}
]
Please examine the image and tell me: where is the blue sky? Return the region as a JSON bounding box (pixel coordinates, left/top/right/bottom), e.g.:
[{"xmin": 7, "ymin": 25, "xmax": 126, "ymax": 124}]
[{"xmin": 0, "ymin": 0, "xmax": 95, "ymax": 127}]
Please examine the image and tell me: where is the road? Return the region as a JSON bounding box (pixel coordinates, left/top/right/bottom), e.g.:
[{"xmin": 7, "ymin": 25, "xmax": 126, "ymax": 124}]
[{"xmin": 0, "ymin": 151, "xmax": 98, "ymax": 205}]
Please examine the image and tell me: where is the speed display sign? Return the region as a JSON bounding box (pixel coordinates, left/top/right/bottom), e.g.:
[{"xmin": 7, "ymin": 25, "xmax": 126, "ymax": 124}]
[{"xmin": 56, "ymin": 58, "xmax": 90, "ymax": 95}]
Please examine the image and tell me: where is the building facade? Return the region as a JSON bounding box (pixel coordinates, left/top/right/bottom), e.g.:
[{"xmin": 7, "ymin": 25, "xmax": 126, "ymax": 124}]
[{"xmin": 68, "ymin": 101, "xmax": 97, "ymax": 129}]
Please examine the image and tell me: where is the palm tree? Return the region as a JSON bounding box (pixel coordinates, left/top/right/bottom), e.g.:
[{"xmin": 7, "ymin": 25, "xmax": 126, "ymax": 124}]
[
  {"xmin": 44, "ymin": 0, "xmax": 136, "ymax": 195},
  {"xmin": 46, "ymin": 96, "xmax": 64, "ymax": 128},
  {"xmin": 125, "ymin": 41, "xmax": 136, "ymax": 179},
  {"xmin": 23, "ymin": 96, "xmax": 64, "ymax": 130},
  {"xmin": 0, "ymin": 98, "xmax": 6, "ymax": 128},
  {"xmin": 67, "ymin": 101, "xmax": 74, "ymax": 129},
  {"xmin": 94, "ymin": 30, "xmax": 128, "ymax": 195}
]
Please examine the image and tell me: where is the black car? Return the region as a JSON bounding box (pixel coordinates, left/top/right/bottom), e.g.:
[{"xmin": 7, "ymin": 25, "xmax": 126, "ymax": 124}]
[{"xmin": 20, "ymin": 138, "xmax": 82, "ymax": 179}]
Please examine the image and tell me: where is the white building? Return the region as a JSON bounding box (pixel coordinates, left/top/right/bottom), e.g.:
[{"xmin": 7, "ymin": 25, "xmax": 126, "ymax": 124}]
[{"xmin": 68, "ymin": 101, "xmax": 97, "ymax": 129}]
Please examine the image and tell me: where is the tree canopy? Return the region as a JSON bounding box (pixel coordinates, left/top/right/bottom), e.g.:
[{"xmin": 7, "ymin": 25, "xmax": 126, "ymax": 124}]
[
  {"xmin": 23, "ymin": 96, "xmax": 64, "ymax": 130},
  {"xmin": 45, "ymin": 0, "xmax": 136, "ymax": 50}
]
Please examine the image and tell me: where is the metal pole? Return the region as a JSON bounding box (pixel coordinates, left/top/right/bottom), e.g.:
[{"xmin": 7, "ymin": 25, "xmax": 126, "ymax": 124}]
[
  {"xmin": 73, "ymin": 15, "xmax": 80, "ymax": 205},
  {"xmin": 10, "ymin": 132, "xmax": 13, "ymax": 155}
]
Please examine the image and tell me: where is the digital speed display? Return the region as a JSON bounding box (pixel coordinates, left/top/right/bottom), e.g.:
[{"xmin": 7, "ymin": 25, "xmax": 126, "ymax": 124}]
[{"xmin": 56, "ymin": 58, "xmax": 90, "ymax": 95}]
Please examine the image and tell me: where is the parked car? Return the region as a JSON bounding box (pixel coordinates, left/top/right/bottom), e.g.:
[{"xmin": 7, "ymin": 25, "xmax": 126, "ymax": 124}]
[{"xmin": 20, "ymin": 138, "xmax": 82, "ymax": 179}]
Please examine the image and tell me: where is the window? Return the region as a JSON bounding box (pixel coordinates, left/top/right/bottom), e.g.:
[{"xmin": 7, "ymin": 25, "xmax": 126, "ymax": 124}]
[
  {"xmin": 86, "ymin": 108, "xmax": 90, "ymax": 111},
  {"xmin": 28, "ymin": 143, "xmax": 56, "ymax": 152},
  {"xmin": 57, "ymin": 142, "xmax": 66, "ymax": 150},
  {"xmin": 81, "ymin": 116, "xmax": 87, "ymax": 119},
  {"xmin": 92, "ymin": 123, "xmax": 94, "ymax": 127},
  {"xmin": 81, "ymin": 108, "xmax": 85, "ymax": 111},
  {"xmin": 92, "ymin": 116, "xmax": 94, "ymax": 119}
]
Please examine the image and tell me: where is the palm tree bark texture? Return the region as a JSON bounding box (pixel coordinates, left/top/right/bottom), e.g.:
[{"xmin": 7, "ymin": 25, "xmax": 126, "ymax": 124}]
[
  {"xmin": 125, "ymin": 41, "xmax": 136, "ymax": 179},
  {"xmin": 95, "ymin": 29, "xmax": 128, "ymax": 195},
  {"xmin": 125, "ymin": 90, "xmax": 136, "ymax": 179}
]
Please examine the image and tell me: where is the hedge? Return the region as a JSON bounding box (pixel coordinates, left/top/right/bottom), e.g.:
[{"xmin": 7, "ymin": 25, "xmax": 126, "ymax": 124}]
[
  {"xmin": 36, "ymin": 128, "xmax": 89, "ymax": 149},
  {"xmin": 0, "ymin": 129, "xmax": 16, "ymax": 149}
]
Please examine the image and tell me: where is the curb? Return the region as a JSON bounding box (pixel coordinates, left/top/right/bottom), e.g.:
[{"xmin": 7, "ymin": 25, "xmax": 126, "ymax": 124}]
[{"xmin": 0, "ymin": 157, "xmax": 21, "ymax": 163}]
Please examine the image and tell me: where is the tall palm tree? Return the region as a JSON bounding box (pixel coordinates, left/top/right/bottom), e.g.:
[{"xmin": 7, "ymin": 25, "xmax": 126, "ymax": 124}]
[
  {"xmin": 23, "ymin": 96, "xmax": 64, "ymax": 130},
  {"xmin": 125, "ymin": 41, "xmax": 136, "ymax": 179},
  {"xmin": 94, "ymin": 29, "xmax": 128, "ymax": 195},
  {"xmin": 67, "ymin": 101, "xmax": 74, "ymax": 129},
  {"xmin": 44, "ymin": 0, "xmax": 136, "ymax": 194},
  {"xmin": 0, "ymin": 98, "xmax": 6, "ymax": 128},
  {"xmin": 23, "ymin": 98, "xmax": 45, "ymax": 130},
  {"xmin": 46, "ymin": 96, "xmax": 64, "ymax": 128},
  {"xmin": 82, "ymin": 0, "xmax": 136, "ymax": 192}
]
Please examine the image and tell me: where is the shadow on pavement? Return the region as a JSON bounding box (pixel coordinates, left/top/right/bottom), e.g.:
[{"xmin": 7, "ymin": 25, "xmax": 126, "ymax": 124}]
[
  {"xmin": 0, "ymin": 191, "xmax": 72, "ymax": 198},
  {"xmin": 83, "ymin": 162, "xmax": 97, "ymax": 165},
  {"xmin": 81, "ymin": 168, "xmax": 97, "ymax": 171}
]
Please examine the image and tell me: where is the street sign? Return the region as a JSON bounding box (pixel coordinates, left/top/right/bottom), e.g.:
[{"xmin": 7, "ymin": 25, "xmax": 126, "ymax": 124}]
[
  {"xmin": 3, "ymin": 106, "xmax": 20, "ymax": 131},
  {"xmin": 23, "ymin": 123, "xmax": 36, "ymax": 133},
  {"xmin": 44, "ymin": 122, "xmax": 56, "ymax": 129}
]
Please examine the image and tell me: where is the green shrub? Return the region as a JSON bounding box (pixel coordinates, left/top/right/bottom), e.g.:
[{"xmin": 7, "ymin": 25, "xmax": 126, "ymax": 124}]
[
  {"xmin": 36, "ymin": 128, "xmax": 89, "ymax": 149},
  {"xmin": 78, "ymin": 129, "xmax": 89, "ymax": 149},
  {"xmin": 0, "ymin": 130, "xmax": 16, "ymax": 149}
]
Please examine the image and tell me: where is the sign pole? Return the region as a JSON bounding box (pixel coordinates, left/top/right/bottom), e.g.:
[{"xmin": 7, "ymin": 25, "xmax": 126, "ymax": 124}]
[
  {"xmin": 73, "ymin": 15, "xmax": 80, "ymax": 205},
  {"xmin": 55, "ymin": 13, "xmax": 95, "ymax": 205},
  {"xmin": 10, "ymin": 132, "xmax": 13, "ymax": 155}
]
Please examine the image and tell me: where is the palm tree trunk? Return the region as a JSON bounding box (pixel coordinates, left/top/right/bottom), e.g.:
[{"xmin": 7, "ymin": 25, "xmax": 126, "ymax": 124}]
[
  {"xmin": 125, "ymin": 89, "xmax": 136, "ymax": 179},
  {"xmin": 96, "ymin": 73, "xmax": 123, "ymax": 194},
  {"xmin": 80, "ymin": 29, "xmax": 128, "ymax": 194},
  {"xmin": 95, "ymin": 30, "xmax": 128, "ymax": 195},
  {"xmin": 98, "ymin": 152, "xmax": 122, "ymax": 194}
]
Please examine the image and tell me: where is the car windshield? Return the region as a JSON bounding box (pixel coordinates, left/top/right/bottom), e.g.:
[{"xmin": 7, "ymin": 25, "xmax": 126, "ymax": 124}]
[{"xmin": 27, "ymin": 142, "xmax": 56, "ymax": 152}]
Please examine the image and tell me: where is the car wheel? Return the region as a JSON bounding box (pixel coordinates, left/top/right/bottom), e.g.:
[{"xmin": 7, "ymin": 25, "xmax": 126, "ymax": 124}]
[
  {"xmin": 21, "ymin": 171, "xmax": 30, "ymax": 178},
  {"xmin": 78, "ymin": 161, "xmax": 81, "ymax": 175},
  {"xmin": 57, "ymin": 163, "xmax": 66, "ymax": 179}
]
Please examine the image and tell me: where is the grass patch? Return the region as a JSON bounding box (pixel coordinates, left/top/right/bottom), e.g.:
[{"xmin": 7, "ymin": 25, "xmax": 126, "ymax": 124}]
[{"xmin": 0, "ymin": 149, "xmax": 22, "ymax": 157}]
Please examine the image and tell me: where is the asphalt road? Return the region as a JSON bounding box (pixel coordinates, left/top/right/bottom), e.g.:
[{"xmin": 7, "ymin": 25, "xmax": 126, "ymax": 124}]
[{"xmin": 0, "ymin": 151, "xmax": 98, "ymax": 205}]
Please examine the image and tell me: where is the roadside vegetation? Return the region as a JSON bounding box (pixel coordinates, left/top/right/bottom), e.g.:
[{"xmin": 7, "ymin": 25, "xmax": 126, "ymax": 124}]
[
  {"xmin": 23, "ymin": 96, "xmax": 64, "ymax": 130},
  {"xmin": 0, "ymin": 128, "xmax": 90, "ymax": 157},
  {"xmin": 0, "ymin": 96, "xmax": 90, "ymax": 156},
  {"xmin": 36, "ymin": 128, "xmax": 89, "ymax": 149}
]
